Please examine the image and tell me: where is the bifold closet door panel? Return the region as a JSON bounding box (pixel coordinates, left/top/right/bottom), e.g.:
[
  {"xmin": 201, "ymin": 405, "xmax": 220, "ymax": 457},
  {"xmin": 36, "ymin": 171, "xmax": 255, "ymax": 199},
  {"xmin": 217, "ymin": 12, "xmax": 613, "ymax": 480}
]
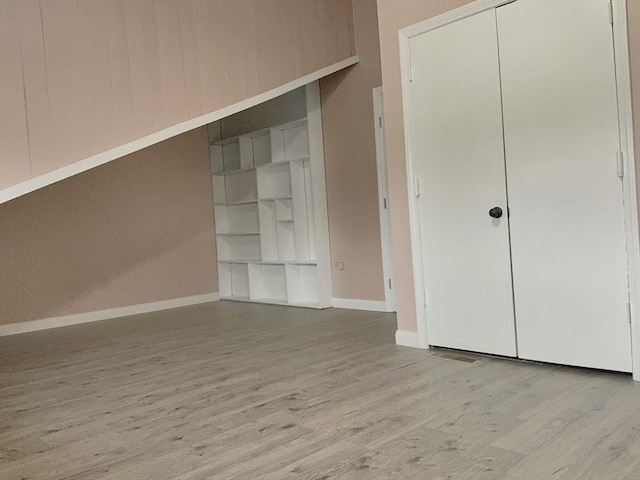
[
  {"xmin": 497, "ymin": 0, "xmax": 631, "ymax": 371},
  {"xmin": 410, "ymin": 10, "xmax": 517, "ymax": 356}
]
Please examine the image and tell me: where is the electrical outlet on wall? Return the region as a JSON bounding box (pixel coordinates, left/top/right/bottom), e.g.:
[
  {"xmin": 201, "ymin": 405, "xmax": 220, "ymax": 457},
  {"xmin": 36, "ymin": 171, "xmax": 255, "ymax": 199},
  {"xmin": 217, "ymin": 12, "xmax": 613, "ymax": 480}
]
[{"xmin": 334, "ymin": 261, "xmax": 344, "ymax": 271}]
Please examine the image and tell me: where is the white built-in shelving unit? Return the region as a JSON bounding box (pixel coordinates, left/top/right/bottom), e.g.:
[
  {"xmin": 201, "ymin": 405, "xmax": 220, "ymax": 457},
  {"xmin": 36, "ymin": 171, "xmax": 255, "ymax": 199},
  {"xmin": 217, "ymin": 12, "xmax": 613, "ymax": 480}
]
[{"xmin": 210, "ymin": 101, "xmax": 331, "ymax": 308}]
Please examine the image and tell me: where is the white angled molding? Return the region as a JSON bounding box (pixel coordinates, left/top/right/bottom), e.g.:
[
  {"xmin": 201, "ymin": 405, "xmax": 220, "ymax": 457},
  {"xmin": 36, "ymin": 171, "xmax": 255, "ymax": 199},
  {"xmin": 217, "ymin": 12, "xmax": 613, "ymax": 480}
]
[
  {"xmin": 395, "ymin": 329, "xmax": 422, "ymax": 349},
  {"xmin": 332, "ymin": 297, "xmax": 390, "ymax": 312},
  {"xmin": 0, "ymin": 56, "xmax": 359, "ymax": 204},
  {"xmin": 0, "ymin": 292, "xmax": 220, "ymax": 336}
]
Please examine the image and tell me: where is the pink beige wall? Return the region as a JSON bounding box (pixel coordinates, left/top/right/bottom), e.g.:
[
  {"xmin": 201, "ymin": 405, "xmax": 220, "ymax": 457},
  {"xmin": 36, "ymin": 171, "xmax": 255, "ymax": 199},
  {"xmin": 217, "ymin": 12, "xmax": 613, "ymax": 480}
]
[
  {"xmin": 0, "ymin": 128, "xmax": 216, "ymax": 325},
  {"xmin": 377, "ymin": 0, "xmax": 640, "ymax": 333},
  {"xmin": 320, "ymin": 0, "xmax": 385, "ymax": 302},
  {"xmin": 0, "ymin": 0, "xmax": 387, "ymax": 327},
  {"xmin": 0, "ymin": 0, "xmax": 355, "ymax": 191}
]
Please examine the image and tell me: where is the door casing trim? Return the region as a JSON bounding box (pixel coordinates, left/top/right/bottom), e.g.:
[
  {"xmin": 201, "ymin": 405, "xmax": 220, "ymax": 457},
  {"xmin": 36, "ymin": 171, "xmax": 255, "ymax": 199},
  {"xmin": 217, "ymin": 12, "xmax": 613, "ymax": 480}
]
[{"xmin": 373, "ymin": 86, "xmax": 396, "ymax": 313}]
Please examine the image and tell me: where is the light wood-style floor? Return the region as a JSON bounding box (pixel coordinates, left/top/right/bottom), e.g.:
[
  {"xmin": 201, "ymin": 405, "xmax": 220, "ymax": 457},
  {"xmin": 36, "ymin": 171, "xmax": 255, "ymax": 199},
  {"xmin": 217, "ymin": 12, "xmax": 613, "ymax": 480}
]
[{"xmin": 1, "ymin": 301, "xmax": 639, "ymax": 480}]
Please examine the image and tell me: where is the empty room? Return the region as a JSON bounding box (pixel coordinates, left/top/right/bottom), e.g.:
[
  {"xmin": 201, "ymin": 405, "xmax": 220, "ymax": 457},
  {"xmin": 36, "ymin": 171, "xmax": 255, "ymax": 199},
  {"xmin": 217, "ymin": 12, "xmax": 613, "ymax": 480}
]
[{"xmin": 1, "ymin": 0, "xmax": 639, "ymax": 479}]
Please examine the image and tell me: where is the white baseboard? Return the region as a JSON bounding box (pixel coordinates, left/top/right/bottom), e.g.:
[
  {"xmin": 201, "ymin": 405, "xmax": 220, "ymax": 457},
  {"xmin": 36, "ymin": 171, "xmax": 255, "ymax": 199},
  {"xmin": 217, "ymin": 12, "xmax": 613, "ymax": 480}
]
[
  {"xmin": 395, "ymin": 329, "xmax": 421, "ymax": 349},
  {"xmin": 332, "ymin": 297, "xmax": 389, "ymax": 312},
  {"xmin": 0, "ymin": 292, "xmax": 220, "ymax": 336}
]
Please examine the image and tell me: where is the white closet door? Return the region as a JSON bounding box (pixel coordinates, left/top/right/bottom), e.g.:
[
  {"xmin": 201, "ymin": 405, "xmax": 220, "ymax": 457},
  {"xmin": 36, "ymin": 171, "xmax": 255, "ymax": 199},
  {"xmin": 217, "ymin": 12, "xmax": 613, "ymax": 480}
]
[
  {"xmin": 411, "ymin": 10, "xmax": 517, "ymax": 356},
  {"xmin": 497, "ymin": 0, "xmax": 631, "ymax": 371}
]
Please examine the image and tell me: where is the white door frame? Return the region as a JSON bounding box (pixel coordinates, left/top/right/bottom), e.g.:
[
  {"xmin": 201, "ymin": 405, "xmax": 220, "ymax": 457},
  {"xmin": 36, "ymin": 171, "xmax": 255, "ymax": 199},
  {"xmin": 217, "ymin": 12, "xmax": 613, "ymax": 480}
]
[
  {"xmin": 306, "ymin": 81, "xmax": 334, "ymax": 308},
  {"xmin": 373, "ymin": 87, "xmax": 396, "ymax": 312},
  {"xmin": 399, "ymin": 0, "xmax": 640, "ymax": 380}
]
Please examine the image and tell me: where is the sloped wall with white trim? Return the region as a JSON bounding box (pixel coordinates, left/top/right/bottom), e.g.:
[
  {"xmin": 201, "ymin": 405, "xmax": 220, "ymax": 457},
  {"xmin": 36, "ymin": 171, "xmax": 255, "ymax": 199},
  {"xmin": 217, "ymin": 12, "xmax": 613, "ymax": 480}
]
[{"xmin": 0, "ymin": 0, "xmax": 355, "ymax": 192}]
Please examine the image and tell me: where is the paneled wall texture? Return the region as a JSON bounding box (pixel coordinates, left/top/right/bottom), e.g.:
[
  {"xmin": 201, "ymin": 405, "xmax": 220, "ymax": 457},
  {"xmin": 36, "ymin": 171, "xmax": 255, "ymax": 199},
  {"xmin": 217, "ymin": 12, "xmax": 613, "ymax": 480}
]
[{"xmin": 0, "ymin": 0, "xmax": 355, "ymax": 190}]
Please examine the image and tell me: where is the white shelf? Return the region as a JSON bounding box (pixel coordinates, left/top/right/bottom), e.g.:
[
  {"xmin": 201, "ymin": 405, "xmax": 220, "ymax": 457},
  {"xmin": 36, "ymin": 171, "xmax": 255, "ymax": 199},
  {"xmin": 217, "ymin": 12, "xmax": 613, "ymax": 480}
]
[
  {"xmin": 212, "ymin": 175, "xmax": 226, "ymax": 204},
  {"xmin": 253, "ymin": 155, "xmax": 310, "ymax": 165},
  {"xmin": 276, "ymin": 220, "xmax": 295, "ymax": 261},
  {"xmin": 219, "ymin": 259, "xmax": 261, "ymax": 264},
  {"xmin": 220, "ymin": 166, "xmax": 256, "ymax": 176},
  {"xmin": 216, "ymin": 232, "xmax": 260, "ymax": 236},
  {"xmin": 275, "ymin": 198, "xmax": 294, "ymax": 221},
  {"xmin": 252, "ymin": 132, "xmax": 271, "ymax": 166},
  {"xmin": 286, "ymin": 264, "xmax": 319, "ymax": 305},
  {"xmin": 211, "ymin": 114, "xmax": 325, "ymax": 309},
  {"xmin": 231, "ymin": 263, "xmax": 249, "ymax": 298},
  {"xmin": 286, "ymin": 155, "xmax": 311, "ymax": 163},
  {"xmin": 218, "ymin": 263, "xmax": 250, "ymax": 299},
  {"xmin": 217, "ymin": 235, "xmax": 261, "ymax": 262},
  {"xmin": 258, "ymin": 196, "xmax": 292, "ymax": 201},
  {"xmin": 212, "ymin": 141, "xmax": 240, "ymax": 172},
  {"xmin": 215, "ymin": 203, "xmax": 259, "ymax": 234},
  {"xmin": 218, "ymin": 259, "xmax": 317, "ymax": 265},
  {"xmin": 257, "ymin": 163, "xmax": 291, "ymax": 199},
  {"xmin": 248, "ymin": 263, "xmax": 287, "ymax": 302},
  {"xmin": 290, "ymin": 160, "xmax": 313, "ymax": 260},
  {"xmin": 224, "ymin": 199, "xmax": 258, "ymax": 206},
  {"xmin": 283, "ymin": 123, "xmax": 309, "ymax": 161},
  {"xmin": 226, "ymin": 169, "xmax": 257, "ymax": 204}
]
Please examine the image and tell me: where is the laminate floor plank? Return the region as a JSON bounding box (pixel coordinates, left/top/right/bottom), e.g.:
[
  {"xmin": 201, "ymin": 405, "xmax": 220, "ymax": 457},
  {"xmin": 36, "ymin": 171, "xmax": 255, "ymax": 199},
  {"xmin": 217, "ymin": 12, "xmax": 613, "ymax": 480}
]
[
  {"xmin": 556, "ymin": 411, "xmax": 640, "ymax": 480},
  {"xmin": 502, "ymin": 377, "xmax": 640, "ymax": 479},
  {"xmin": 1, "ymin": 301, "xmax": 639, "ymax": 480},
  {"xmin": 492, "ymin": 375, "xmax": 636, "ymax": 456}
]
